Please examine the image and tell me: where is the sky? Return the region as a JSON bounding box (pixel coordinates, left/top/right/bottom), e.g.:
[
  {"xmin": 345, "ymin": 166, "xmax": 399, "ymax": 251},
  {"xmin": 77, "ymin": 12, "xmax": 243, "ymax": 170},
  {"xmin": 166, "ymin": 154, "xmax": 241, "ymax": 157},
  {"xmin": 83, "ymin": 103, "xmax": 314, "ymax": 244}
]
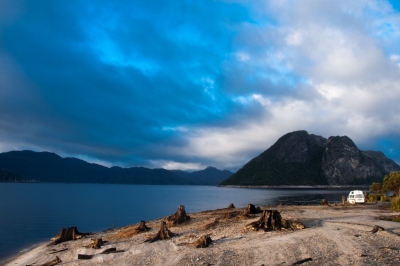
[{"xmin": 0, "ymin": 0, "xmax": 400, "ymax": 171}]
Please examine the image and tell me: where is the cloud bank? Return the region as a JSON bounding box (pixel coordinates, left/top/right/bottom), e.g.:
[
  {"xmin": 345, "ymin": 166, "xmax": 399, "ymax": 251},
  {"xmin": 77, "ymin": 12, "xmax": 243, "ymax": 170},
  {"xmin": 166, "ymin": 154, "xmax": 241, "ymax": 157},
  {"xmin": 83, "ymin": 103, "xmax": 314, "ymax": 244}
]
[{"xmin": 1, "ymin": 0, "xmax": 399, "ymax": 171}]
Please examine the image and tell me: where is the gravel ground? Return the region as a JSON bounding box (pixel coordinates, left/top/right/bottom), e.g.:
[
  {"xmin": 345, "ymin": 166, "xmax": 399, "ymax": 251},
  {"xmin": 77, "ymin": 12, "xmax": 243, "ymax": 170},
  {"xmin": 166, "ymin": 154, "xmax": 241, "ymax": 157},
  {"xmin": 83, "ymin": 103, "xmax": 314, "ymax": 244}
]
[{"xmin": 3, "ymin": 202, "xmax": 400, "ymax": 266}]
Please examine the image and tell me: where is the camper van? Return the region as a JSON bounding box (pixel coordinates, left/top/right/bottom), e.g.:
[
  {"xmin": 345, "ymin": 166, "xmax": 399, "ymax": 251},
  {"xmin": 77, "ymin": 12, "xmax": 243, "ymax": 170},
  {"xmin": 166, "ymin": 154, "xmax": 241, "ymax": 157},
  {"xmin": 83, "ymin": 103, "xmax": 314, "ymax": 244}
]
[{"xmin": 347, "ymin": 190, "xmax": 366, "ymax": 204}]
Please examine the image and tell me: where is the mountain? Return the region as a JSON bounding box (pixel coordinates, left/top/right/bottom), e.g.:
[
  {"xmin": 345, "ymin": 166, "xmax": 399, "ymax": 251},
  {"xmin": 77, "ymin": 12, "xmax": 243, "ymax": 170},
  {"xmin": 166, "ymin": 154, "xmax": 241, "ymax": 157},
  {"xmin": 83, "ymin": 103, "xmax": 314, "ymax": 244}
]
[
  {"xmin": 172, "ymin": 167, "xmax": 233, "ymax": 185},
  {"xmin": 0, "ymin": 150, "xmax": 231, "ymax": 185},
  {"xmin": 220, "ymin": 130, "xmax": 400, "ymax": 186}
]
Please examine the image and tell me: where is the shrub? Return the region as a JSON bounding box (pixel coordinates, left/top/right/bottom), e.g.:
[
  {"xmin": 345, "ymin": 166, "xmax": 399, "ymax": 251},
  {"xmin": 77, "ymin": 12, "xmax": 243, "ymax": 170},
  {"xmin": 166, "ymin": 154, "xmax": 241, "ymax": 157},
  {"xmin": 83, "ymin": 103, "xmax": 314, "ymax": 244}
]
[
  {"xmin": 368, "ymin": 194, "xmax": 381, "ymax": 202},
  {"xmin": 391, "ymin": 196, "xmax": 400, "ymax": 211}
]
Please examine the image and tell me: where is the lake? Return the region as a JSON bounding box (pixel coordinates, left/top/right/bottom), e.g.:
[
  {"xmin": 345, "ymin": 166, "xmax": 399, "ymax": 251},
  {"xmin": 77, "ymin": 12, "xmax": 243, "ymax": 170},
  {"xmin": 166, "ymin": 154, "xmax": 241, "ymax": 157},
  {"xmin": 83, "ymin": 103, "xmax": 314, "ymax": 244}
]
[{"xmin": 0, "ymin": 183, "xmax": 365, "ymax": 263}]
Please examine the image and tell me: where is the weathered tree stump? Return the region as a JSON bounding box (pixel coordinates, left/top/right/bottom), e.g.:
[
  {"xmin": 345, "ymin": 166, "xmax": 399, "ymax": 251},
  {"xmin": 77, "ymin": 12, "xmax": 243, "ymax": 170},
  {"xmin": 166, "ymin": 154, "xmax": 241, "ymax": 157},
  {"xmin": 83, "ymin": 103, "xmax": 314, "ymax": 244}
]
[
  {"xmin": 178, "ymin": 235, "xmax": 213, "ymax": 248},
  {"xmin": 341, "ymin": 196, "xmax": 346, "ymax": 206},
  {"xmin": 241, "ymin": 203, "xmax": 262, "ymax": 218},
  {"xmin": 48, "ymin": 227, "xmax": 91, "ymax": 246},
  {"xmin": 86, "ymin": 238, "xmax": 104, "ymax": 249},
  {"xmin": 166, "ymin": 205, "xmax": 191, "ymax": 226},
  {"xmin": 371, "ymin": 225, "xmax": 384, "ymax": 233},
  {"xmin": 320, "ymin": 199, "xmax": 329, "ymax": 206},
  {"xmin": 135, "ymin": 220, "xmax": 151, "ymax": 232},
  {"xmin": 145, "ymin": 221, "xmax": 176, "ymax": 243},
  {"xmin": 246, "ymin": 210, "xmax": 282, "ymax": 231},
  {"xmin": 227, "ymin": 203, "xmax": 235, "ymax": 208}
]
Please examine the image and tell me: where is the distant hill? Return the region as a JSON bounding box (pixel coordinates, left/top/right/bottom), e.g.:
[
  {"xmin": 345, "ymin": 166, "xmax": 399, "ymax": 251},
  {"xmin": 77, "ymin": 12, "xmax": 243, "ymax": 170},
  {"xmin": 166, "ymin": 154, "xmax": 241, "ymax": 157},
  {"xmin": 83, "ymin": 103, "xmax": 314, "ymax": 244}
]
[
  {"xmin": 220, "ymin": 130, "xmax": 400, "ymax": 186},
  {"xmin": 0, "ymin": 150, "xmax": 232, "ymax": 185},
  {"xmin": 0, "ymin": 168, "xmax": 23, "ymax": 182},
  {"xmin": 172, "ymin": 167, "xmax": 233, "ymax": 185}
]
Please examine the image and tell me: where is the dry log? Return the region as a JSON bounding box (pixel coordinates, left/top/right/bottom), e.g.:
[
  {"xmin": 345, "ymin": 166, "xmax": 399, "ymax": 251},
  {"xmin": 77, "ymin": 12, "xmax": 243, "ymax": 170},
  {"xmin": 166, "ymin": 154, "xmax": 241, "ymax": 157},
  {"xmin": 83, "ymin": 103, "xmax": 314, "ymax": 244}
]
[
  {"xmin": 246, "ymin": 210, "xmax": 282, "ymax": 231},
  {"xmin": 166, "ymin": 205, "xmax": 191, "ymax": 226},
  {"xmin": 48, "ymin": 227, "xmax": 91, "ymax": 246},
  {"xmin": 48, "ymin": 248, "xmax": 68, "ymax": 254},
  {"xmin": 227, "ymin": 203, "xmax": 235, "ymax": 208},
  {"xmin": 281, "ymin": 219, "xmax": 306, "ymax": 230},
  {"xmin": 178, "ymin": 235, "xmax": 213, "ymax": 248},
  {"xmin": 37, "ymin": 256, "xmax": 62, "ymax": 266},
  {"xmin": 77, "ymin": 248, "xmax": 123, "ymax": 260},
  {"xmin": 291, "ymin": 257, "xmax": 312, "ymax": 265},
  {"xmin": 223, "ymin": 210, "xmax": 241, "ymax": 219},
  {"xmin": 203, "ymin": 218, "xmax": 219, "ymax": 229},
  {"xmin": 145, "ymin": 221, "xmax": 176, "ymax": 243},
  {"xmin": 86, "ymin": 238, "xmax": 104, "ymax": 249}
]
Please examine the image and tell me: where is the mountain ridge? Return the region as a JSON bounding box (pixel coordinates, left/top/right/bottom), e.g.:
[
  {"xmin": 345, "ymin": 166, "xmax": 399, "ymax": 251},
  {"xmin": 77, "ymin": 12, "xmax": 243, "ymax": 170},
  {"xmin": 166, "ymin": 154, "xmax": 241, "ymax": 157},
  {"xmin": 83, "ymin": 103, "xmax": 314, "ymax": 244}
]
[{"xmin": 0, "ymin": 150, "xmax": 232, "ymax": 185}]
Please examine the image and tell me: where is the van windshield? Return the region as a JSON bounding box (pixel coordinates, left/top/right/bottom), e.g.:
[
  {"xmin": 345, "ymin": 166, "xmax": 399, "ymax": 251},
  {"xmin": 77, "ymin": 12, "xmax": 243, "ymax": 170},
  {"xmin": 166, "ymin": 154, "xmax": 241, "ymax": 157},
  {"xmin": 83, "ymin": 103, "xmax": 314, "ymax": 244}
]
[{"xmin": 355, "ymin": 194, "xmax": 363, "ymax": 198}]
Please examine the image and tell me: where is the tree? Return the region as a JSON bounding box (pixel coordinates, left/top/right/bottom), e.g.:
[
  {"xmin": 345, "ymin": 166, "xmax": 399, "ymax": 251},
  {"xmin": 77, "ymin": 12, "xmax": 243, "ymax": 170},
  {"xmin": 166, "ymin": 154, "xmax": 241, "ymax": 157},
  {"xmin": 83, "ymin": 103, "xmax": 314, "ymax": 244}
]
[
  {"xmin": 370, "ymin": 182, "xmax": 382, "ymax": 194},
  {"xmin": 382, "ymin": 171, "xmax": 400, "ymax": 196}
]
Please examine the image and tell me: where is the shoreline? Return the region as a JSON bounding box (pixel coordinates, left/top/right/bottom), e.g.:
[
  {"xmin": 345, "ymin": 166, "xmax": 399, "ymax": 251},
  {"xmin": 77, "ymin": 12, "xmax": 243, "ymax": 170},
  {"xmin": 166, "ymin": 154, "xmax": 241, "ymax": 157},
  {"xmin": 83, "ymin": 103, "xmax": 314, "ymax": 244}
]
[
  {"xmin": 218, "ymin": 185, "xmax": 370, "ymax": 189},
  {"xmin": 4, "ymin": 202, "xmax": 400, "ymax": 266}
]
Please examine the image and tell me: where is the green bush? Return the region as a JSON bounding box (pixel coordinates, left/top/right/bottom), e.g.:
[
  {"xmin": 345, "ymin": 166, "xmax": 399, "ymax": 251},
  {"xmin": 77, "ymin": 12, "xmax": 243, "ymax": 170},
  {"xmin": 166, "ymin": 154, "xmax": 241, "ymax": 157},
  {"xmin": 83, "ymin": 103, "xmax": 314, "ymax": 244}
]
[
  {"xmin": 369, "ymin": 194, "xmax": 381, "ymax": 202},
  {"xmin": 391, "ymin": 196, "xmax": 400, "ymax": 211}
]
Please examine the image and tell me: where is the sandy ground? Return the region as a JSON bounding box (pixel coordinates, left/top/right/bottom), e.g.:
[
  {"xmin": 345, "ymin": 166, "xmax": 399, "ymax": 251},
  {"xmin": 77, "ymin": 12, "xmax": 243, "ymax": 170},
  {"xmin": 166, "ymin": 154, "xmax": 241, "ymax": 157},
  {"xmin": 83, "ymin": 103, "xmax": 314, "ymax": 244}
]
[{"xmin": 3, "ymin": 202, "xmax": 400, "ymax": 266}]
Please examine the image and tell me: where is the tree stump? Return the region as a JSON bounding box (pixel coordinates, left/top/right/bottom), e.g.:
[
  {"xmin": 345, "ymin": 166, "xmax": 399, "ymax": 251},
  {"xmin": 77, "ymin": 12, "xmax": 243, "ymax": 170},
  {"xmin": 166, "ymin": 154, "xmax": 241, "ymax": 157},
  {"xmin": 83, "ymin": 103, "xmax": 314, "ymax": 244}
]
[
  {"xmin": 135, "ymin": 220, "xmax": 151, "ymax": 233},
  {"xmin": 178, "ymin": 235, "xmax": 213, "ymax": 248},
  {"xmin": 166, "ymin": 205, "xmax": 191, "ymax": 226},
  {"xmin": 342, "ymin": 196, "xmax": 346, "ymax": 206},
  {"xmin": 48, "ymin": 227, "xmax": 90, "ymax": 246},
  {"xmin": 86, "ymin": 238, "xmax": 104, "ymax": 249},
  {"xmin": 227, "ymin": 203, "xmax": 235, "ymax": 208},
  {"xmin": 145, "ymin": 221, "xmax": 176, "ymax": 243},
  {"xmin": 371, "ymin": 225, "xmax": 384, "ymax": 233},
  {"xmin": 320, "ymin": 199, "xmax": 329, "ymax": 206},
  {"xmin": 246, "ymin": 210, "xmax": 282, "ymax": 231}
]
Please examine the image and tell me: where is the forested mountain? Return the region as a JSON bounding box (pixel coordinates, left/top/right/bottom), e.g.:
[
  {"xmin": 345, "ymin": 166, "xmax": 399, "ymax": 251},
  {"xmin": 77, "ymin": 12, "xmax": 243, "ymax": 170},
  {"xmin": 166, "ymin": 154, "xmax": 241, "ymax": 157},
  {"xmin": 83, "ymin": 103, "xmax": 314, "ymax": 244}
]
[{"xmin": 0, "ymin": 150, "xmax": 232, "ymax": 185}]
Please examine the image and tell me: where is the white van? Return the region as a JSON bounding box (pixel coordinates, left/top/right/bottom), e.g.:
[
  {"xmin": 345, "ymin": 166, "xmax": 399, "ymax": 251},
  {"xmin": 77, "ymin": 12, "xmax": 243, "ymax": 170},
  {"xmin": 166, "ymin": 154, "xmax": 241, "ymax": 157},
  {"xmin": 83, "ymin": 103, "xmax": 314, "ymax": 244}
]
[{"xmin": 347, "ymin": 190, "xmax": 366, "ymax": 204}]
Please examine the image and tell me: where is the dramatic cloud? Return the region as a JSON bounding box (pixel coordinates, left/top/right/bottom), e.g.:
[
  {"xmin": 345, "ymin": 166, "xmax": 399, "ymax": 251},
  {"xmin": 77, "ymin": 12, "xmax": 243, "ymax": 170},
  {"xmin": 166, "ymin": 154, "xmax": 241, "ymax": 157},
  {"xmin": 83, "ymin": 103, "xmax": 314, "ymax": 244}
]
[{"xmin": 0, "ymin": 0, "xmax": 399, "ymax": 171}]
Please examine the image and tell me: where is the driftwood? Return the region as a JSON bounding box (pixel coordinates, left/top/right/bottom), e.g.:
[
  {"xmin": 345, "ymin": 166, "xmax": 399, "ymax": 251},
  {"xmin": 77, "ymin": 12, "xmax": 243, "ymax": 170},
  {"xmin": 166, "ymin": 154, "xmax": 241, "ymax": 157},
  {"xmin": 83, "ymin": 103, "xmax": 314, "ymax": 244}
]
[
  {"xmin": 108, "ymin": 220, "xmax": 151, "ymax": 240},
  {"xmin": 78, "ymin": 248, "xmax": 123, "ymax": 260},
  {"xmin": 86, "ymin": 238, "xmax": 105, "ymax": 249},
  {"xmin": 371, "ymin": 225, "xmax": 384, "ymax": 233},
  {"xmin": 166, "ymin": 205, "xmax": 190, "ymax": 226},
  {"xmin": 48, "ymin": 248, "xmax": 68, "ymax": 254},
  {"xmin": 48, "ymin": 227, "xmax": 91, "ymax": 246},
  {"xmin": 178, "ymin": 235, "xmax": 213, "ymax": 248},
  {"xmin": 145, "ymin": 221, "xmax": 176, "ymax": 243},
  {"xmin": 227, "ymin": 203, "xmax": 235, "ymax": 208},
  {"xmin": 31, "ymin": 256, "xmax": 62, "ymax": 266},
  {"xmin": 223, "ymin": 210, "xmax": 242, "ymax": 219},
  {"xmin": 281, "ymin": 219, "xmax": 306, "ymax": 230},
  {"xmin": 291, "ymin": 257, "xmax": 312, "ymax": 265},
  {"xmin": 203, "ymin": 218, "xmax": 219, "ymax": 229},
  {"xmin": 246, "ymin": 210, "xmax": 282, "ymax": 231}
]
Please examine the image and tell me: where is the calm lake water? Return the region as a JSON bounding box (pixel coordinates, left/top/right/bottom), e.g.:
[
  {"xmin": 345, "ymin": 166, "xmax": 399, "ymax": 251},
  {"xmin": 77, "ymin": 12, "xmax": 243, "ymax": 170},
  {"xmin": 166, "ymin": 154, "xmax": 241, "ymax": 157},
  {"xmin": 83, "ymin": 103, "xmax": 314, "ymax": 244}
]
[{"xmin": 0, "ymin": 183, "xmax": 365, "ymax": 263}]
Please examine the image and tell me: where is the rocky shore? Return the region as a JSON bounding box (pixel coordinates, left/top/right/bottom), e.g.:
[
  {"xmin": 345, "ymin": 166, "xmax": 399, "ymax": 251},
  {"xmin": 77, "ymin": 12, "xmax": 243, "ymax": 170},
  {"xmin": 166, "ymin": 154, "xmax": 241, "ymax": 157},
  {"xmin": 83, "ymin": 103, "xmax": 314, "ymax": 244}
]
[{"xmin": 3, "ymin": 202, "xmax": 400, "ymax": 266}]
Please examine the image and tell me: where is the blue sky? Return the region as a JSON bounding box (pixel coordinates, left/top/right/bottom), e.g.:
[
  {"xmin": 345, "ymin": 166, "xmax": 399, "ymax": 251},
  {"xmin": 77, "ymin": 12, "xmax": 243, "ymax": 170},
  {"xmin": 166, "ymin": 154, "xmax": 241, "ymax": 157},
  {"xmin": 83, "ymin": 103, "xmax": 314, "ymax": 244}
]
[{"xmin": 1, "ymin": 0, "xmax": 400, "ymax": 171}]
